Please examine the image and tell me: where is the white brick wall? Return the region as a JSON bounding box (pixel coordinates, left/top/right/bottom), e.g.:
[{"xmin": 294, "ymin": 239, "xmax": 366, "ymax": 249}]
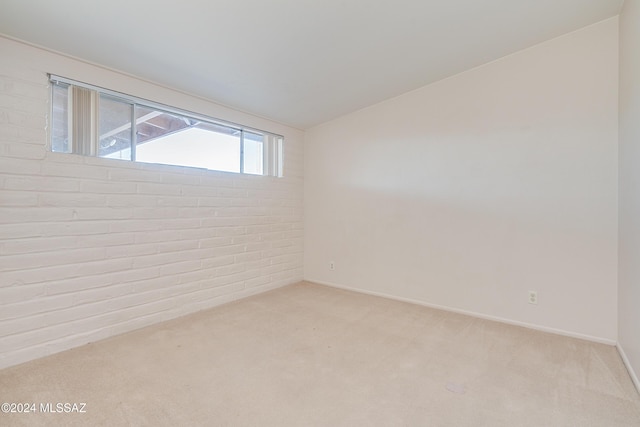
[{"xmin": 0, "ymin": 37, "xmax": 304, "ymax": 369}]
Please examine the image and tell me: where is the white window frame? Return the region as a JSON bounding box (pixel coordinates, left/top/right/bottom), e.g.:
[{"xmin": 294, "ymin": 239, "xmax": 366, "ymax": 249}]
[{"xmin": 49, "ymin": 75, "xmax": 284, "ymax": 177}]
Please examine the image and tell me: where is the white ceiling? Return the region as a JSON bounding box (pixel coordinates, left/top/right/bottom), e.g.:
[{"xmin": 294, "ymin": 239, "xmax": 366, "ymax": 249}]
[{"xmin": 0, "ymin": 0, "xmax": 624, "ymax": 129}]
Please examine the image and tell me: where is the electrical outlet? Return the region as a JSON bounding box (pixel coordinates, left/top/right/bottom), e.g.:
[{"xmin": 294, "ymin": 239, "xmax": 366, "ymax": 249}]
[
  {"xmin": 528, "ymin": 291, "xmax": 538, "ymax": 305},
  {"xmin": 329, "ymin": 261, "xmax": 335, "ymax": 271}
]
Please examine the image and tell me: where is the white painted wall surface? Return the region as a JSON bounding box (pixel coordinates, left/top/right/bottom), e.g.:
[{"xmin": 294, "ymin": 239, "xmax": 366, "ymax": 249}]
[
  {"xmin": 618, "ymin": 0, "xmax": 640, "ymax": 390},
  {"xmin": 0, "ymin": 37, "xmax": 304, "ymax": 369},
  {"xmin": 305, "ymin": 19, "xmax": 619, "ymax": 342}
]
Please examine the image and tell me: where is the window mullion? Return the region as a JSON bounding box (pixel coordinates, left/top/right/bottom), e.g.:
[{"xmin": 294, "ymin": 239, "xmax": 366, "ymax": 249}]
[
  {"xmin": 71, "ymin": 86, "xmax": 98, "ymax": 156},
  {"xmin": 240, "ymin": 130, "xmax": 245, "ymax": 174},
  {"xmin": 91, "ymin": 92, "xmax": 98, "ymax": 156},
  {"xmin": 131, "ymin": 105, "xmax": 137, "ymax": 162},
  {"xmin": 265, "ymin": 134, "xmax": 273, "ymax": 177}
]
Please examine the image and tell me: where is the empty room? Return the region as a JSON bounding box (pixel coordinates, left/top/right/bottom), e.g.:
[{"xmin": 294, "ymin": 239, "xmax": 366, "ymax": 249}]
[{"xmin": 1, "ymin": 0, "xmax": 639, "ymax": 425}]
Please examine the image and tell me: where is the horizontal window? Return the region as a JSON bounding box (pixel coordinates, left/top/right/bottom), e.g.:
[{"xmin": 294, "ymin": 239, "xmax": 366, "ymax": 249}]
[{"xmin": 50, "ymin": 76, "xmax": 284, "ymax": 177}]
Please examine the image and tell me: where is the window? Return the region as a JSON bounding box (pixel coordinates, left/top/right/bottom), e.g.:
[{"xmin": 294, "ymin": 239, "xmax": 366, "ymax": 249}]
[{"xmin": 50, "ymin": 76, "xmax": 284, "ymax": 177}]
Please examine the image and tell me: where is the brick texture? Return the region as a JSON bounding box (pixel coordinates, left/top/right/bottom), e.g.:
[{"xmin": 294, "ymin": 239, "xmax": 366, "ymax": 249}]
[{"xmin": 0, "ymin": 37, "xmax": 304, "ymax": 369}]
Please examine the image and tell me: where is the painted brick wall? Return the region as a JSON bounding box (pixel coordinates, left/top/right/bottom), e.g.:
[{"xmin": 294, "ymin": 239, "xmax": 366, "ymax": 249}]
[{"xmin": 0, "ymin": 37, "xmax": 304, "ymax": 369}]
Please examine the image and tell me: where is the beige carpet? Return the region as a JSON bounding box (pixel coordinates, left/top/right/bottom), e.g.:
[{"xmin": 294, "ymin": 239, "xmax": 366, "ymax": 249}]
[{"xmin": 1, "ymin": 282, "xmax": 639, "ymax": 426}]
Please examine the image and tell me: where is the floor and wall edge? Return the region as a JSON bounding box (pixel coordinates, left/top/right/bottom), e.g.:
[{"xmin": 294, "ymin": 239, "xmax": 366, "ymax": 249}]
[
  {"xmin": 617, "ymin": 343, "xmax": 640, "ymax": 395},
  {"xmin": 0, "ymin": 280, "xmax": 296, "ymax": 371},
  {"xmin": 306, "ymin": 279, "xmax": 617, "ymax": 346}
]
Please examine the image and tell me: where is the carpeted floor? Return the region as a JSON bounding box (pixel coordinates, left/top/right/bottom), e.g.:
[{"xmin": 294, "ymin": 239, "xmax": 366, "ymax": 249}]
[{"xmin": 1, "ymin": 281, "xmax": 639, "ymax": 426}]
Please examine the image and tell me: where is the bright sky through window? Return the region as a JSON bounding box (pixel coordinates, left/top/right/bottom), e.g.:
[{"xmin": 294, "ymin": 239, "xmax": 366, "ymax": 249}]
[{"xmin": 107, "ymin": 128, "xmax": 242, "ymax": 173}]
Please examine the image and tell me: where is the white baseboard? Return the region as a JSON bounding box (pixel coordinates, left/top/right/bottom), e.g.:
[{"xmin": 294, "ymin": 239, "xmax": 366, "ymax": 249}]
[
  {"xmin": 306, "ymin": 279, "xmax": 617, "ymax": 346},
  {"xmin": 616, "ymin": 343, "xmax": 640, "ymax": 395}
]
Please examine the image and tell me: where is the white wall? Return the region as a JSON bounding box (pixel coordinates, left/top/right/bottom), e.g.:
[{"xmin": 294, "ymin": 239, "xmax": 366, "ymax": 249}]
[
  {"xmin": 305, "ymin": 18, "xmax": 619, "ymax": 342},
  {"xmin": 618, "ymin": 0, "xmax": 640, "ymax": 390},
  {"xmin": 0, "ymin": 37, "xmax": 304, "ymax": 369}
]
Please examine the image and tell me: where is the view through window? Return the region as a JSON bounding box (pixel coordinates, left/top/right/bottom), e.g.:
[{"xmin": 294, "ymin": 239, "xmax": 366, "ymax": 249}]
[{"xmin": 51, "ymin": 77, "xmax": 283, "ymax": 176}]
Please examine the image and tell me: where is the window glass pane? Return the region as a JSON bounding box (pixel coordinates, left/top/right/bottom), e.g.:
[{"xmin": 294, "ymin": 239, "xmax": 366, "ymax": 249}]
[
  {"xmin": 135, "ymin": 106, "xmax": 241, "ymax": 172},
  {"xmin": 135, "ymin": 106, "xmax": 191, "ymax": 143},
  {"xmin": 99, "ymin": 95, "xmax": 132, "ymax": 160},
  {"xmin": 243, "ymin": 131, "xmax": 264, "ymax": 175},
  {"xmin": 51, "ymin": 82, "xmax": 70, "ymax": 153},
  {"xmin": 49, "ymin": 77, "xmax": 281, "ymax": 176}
]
